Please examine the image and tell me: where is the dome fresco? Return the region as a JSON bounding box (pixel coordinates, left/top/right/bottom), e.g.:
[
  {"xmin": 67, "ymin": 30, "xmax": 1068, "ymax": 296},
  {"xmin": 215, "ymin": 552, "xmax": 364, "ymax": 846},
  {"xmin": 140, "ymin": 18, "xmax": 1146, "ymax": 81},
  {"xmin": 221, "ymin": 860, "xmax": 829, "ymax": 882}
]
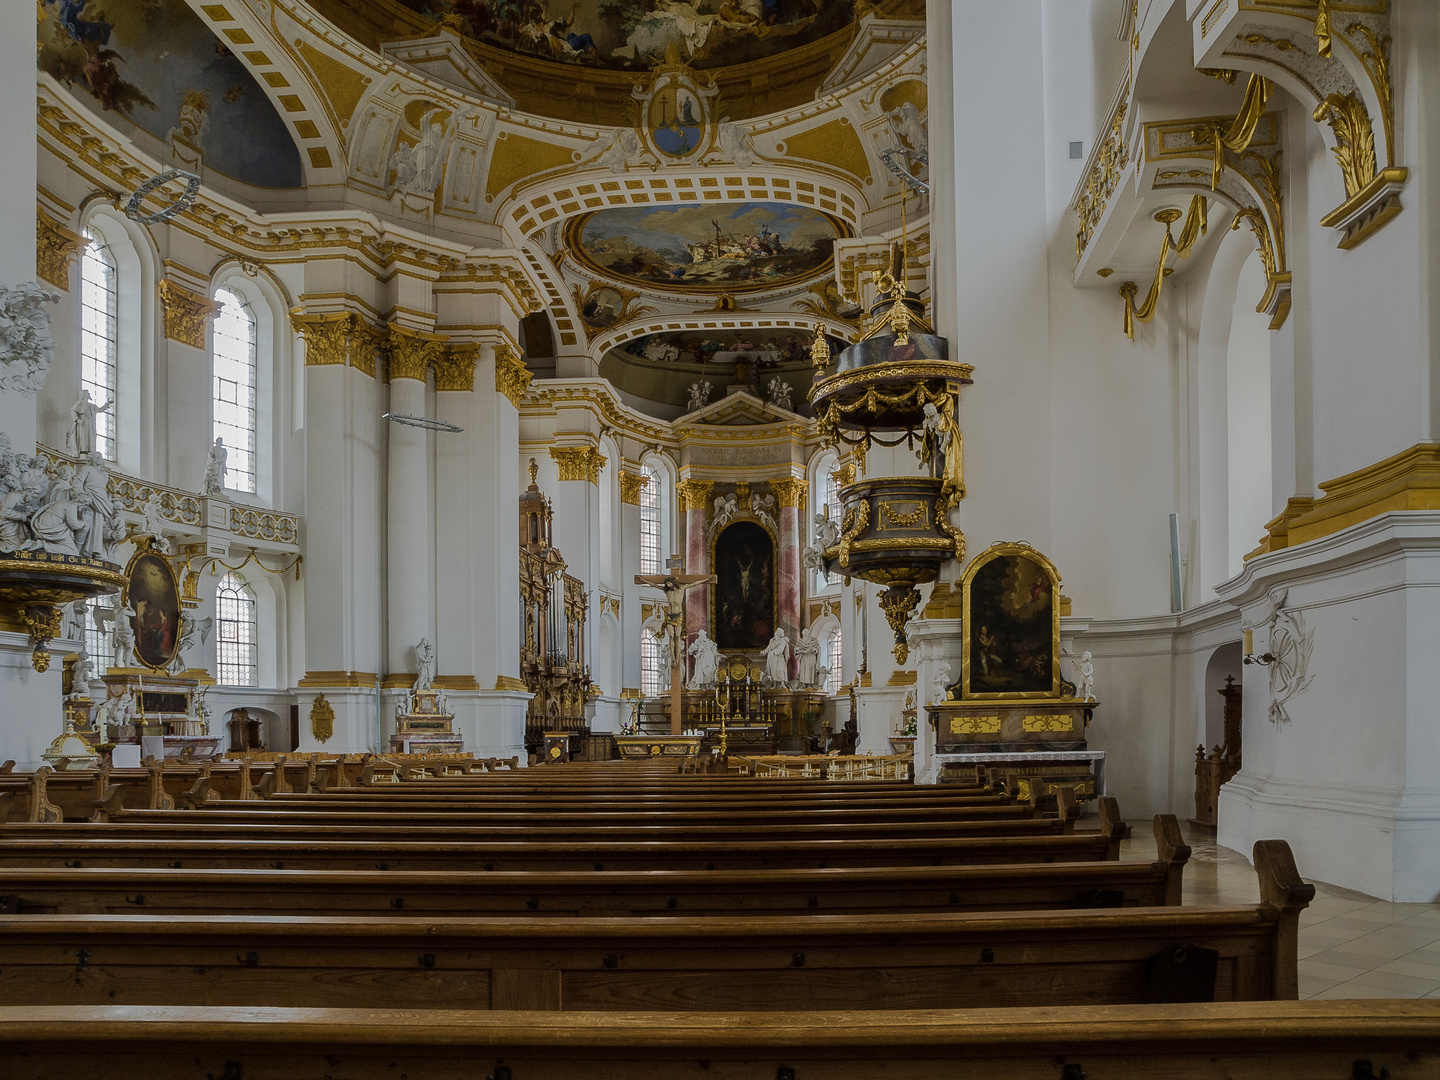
[
  {"xmin": 570, "ymin": 202, "xmax": 845, "ymax": 293},
  {"xmin": 390, "ymin": 0, "xmax": 857, "ymax": 71},
  {"xmin": 37, "ymin": 0, "xmax": 303, "ymax": 189}
]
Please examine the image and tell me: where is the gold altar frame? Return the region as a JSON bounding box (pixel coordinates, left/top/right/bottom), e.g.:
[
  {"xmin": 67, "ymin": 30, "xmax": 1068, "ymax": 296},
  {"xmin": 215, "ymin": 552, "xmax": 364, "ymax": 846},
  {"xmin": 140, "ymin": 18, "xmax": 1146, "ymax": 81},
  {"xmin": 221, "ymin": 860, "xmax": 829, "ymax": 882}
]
[
  {"xmin": 121, "ymin": 544, "xmax": 182, "ymax": 673},
  {"xmin": 958, "ymin": 541, "xmax": 1063, "ymax": 701}
]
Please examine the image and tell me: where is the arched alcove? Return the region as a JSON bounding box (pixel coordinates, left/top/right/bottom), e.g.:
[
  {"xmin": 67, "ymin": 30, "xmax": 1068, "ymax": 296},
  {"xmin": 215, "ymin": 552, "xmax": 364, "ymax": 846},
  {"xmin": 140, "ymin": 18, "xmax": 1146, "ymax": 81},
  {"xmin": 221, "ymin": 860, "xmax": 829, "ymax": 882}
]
[{"xmin": 1202, "ymin": 642, "xmax": 1244, "ymax": 751}]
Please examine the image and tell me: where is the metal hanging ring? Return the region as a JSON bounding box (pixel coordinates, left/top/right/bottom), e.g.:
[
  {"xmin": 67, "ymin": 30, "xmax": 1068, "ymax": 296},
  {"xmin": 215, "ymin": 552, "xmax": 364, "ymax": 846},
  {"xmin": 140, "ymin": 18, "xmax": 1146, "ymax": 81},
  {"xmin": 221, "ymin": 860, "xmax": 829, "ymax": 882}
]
[{"xmin": 124, "ymin": 170, "xmax": 201, "ymax": 224}]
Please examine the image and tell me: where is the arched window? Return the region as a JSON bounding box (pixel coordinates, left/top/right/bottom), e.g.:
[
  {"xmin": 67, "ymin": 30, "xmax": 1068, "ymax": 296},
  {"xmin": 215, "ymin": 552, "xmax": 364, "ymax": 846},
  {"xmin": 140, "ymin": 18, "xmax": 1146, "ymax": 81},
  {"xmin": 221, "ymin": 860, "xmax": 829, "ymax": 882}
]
[
  {"xmin": 216, "ymin": 572, "xmax": 258, "ymax": 687},
  {"xmin": 79, "ymin": 227, "xmax": 118, "ymax": 461},
  {"xmin": 639, "ymin": 463, "xmax": 662, "ymax": 575},
  {"xmin": 824, "ymin": 625, "xmax": 842, "ymax": 695},
  {"xmin": 212, "ymin": 288, "xmax": 257, "ymax": 494},
  {"xmin": 82, "ymin": 597, "xmax": 114, "ymax": 671},
  {"xmin": 640, "ymin": 610, "xmax": 663, "ymax": 698},
  {"xmin": 809, "ymin": 451, "xmax": 841, "ymax": 593}
]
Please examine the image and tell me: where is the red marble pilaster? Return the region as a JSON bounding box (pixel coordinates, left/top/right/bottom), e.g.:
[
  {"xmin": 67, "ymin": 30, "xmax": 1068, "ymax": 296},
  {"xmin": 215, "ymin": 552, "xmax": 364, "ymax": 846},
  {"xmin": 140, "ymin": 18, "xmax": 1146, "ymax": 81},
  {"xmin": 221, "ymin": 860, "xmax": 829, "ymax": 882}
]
[
  {"xmin": 683, "ymin": 482, "xmax": 711, "ymax": 646},
  {"xmin": 778, "ymin": 501, "xmax": 801, "ymax": 680}
]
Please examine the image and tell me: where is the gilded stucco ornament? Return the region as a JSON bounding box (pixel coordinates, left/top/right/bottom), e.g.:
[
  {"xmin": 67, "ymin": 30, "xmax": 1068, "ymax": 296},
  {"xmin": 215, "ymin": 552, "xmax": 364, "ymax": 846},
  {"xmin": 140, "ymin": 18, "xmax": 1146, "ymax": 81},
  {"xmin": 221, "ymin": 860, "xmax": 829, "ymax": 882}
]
[
  {"xmin": 494, "ymin": 346, "xmax": 533, "ymax": 406},
  {"xmin": 434, "ymin": 343, "xmax": 479, "ymax": 392},
  {"xmin": 310, "ymin": 694, "xmax": 335, "ymax": 744},
  {"xmin": 158, "ymin": 280, "xmax": 222, "ymax": 349},
  {"xmin": 618, "ymin": 470, "xmax": 649, "ymax": 506},
  {"xmin": 291, "ymin": 310, "xmax": 385, "ymax": 376},
  {"xmin": 35, "ymin": 209, "xmax": 87, "ymax": 292},
  {"xmin": 549, "ymin": 446, "xmax": 606, "ymax": 485},
  {"xmin": 385, "ymin": 324, "xmax": 447, "ymax": 383}
]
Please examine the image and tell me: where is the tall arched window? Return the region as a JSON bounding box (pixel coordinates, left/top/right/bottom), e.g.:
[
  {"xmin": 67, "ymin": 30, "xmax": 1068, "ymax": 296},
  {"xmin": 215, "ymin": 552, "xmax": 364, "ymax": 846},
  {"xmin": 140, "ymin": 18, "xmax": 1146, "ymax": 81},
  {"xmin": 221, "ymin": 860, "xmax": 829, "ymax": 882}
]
[
  {"xmin": 824, "ymin": 625, "xmax": 842, "ymax": 695},
  {"xmin": 639, "ymin": 463, "xmax": 662, "ymax": 575},
  {"xmin": 216, "ymin": 572, "xmax": 258, "ymax": 687},
  {"xmin": 82, "ymin": 597, "xmax": 115, "ymax": 671},
  {"xmin": 212, "ymin": 288, "xmax": 257, "ymax": 494},
  {"xmin": 79, "ymin": 227, "xmax": 118, "ymax": 461}
]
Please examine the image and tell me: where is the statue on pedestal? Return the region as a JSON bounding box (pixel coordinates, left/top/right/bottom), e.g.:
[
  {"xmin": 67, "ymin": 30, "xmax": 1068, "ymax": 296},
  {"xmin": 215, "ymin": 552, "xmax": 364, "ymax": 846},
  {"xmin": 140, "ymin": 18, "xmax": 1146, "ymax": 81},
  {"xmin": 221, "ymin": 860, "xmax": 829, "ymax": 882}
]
[
  {"xmin": 70, "ymin": 389, "xmax": 111, "ymax": 456},
  {"xmin": 69, "ymin": 647, "xmax": 93, "ymax": 696},
  {"xmin": 414, "ymin": 637, "xmax": 435, "ymax": 693},
  {"xmin": 111, "ymin": 602, "xmax": 137, "ymax": 669},
  {"xmin": 795, "ymin": 626, "xmax": 822, "ymax": 687},
  {"xmin": 169, "ymin": 613, "xmax": 213, "ymax": 675},
  {"xmin": 687, "ymin": 629, "xmax": 719, "ymax": 689},
  {"xmin": 761, "ymin": 628, "xmax": 791, "ymax": 687},
  {"xmin": 203, "ymin": 437, "xmax": 227, "ymax": 496},
  {"xmin": 930, "ymin": 660, "xmax": 953, "ymax": 706}
]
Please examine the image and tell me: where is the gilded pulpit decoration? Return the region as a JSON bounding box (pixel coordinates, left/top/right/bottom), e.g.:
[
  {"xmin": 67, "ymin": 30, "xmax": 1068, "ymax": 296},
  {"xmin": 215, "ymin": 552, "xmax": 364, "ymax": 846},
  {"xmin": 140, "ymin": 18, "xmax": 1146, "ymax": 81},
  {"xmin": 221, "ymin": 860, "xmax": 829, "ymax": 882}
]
[
  {"xmin": 291, "ymin": 311, "xmax": 383, "ymax": 377},
  {"xmin": 310, "ymin": 694, "xmax": 335, "ymax": 744},
  {"xmin": 494, "ymin": 346, "xmax": 533, "ymax": 406},
  {"xmin": 434, "ymin": 343, "xmax": 479, "ymax": 391},
  {"xmin": 618, "ymin": 470, "xmax": 649, "ymax": 506},
  {"xmin": 36, "ymin": 208, "xmax": 87, "ymax": 291},
  {"xmin": 550, "ymin": 446, "xmax": 606, "ymax": 485},
  {"xmin": 385, "ymin": 324, "xmax": 446, "ymax": 382},
  {"xmin": 1312, "ymin": 91, "xmax": 1376, "ymax": 200},
  {"xmin": 770, "ymin": 477, "xmax": 807, "ymax": 509},
  {"xmin": 158, "ymin": 280, "xmax": 223, "ymax": 348}
]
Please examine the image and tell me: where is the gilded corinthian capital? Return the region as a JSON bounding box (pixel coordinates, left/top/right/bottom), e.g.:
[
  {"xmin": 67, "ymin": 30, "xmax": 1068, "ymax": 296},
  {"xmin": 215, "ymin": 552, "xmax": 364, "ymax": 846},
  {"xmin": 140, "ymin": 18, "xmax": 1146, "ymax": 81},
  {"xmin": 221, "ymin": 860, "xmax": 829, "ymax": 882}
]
[
  {"xmin": 550, "ymin": 445, "xmax": 606, "ymax": 485},
  {"xmin": 36, "ymin": 208, "xmax": 87, "ymax": 291},
  {"xmin": 495, "ymin": 345, "xmax": 533, "ymax": 406},
  {"xmin": 290, "ymin": 310, "xmax": 384, "ymax": 376},
  {"xmin": 676, "ymin": 480, "xmax": 713, "ymax": 512},
  {"xmin": 159, "ymin": 279, "xmax": 223, "ymax": 348},
  {"xmin": 434, "ymin": 343, "xmax": 479, "ymax": 391},
  {"xmin": 769, "ymin": 477, "xmax": 808, "ymax": 509},
  {"xmin": 385, "ymin": 324, "xmax": 447, "ymax": 383},
  {"xmin": 618, "ymin": 469, "xmax": 649, "ymax": 505}
]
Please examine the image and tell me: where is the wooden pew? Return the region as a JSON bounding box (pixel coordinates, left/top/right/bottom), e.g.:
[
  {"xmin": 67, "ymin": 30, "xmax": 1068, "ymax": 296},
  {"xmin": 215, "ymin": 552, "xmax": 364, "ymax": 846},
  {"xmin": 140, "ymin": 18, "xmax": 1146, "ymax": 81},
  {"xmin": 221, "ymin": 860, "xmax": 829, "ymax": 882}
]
[
  {"xmin": 1, "ymin": 1000, "xmax": 1435, "ymax": 1080},
  {"xmin": 0, "ymin": 839, "xmax": 1314, "ymax": 1010},
  {"xmin": 0, "ymin": 814, "xmax": 1187, "ymax": 917}
]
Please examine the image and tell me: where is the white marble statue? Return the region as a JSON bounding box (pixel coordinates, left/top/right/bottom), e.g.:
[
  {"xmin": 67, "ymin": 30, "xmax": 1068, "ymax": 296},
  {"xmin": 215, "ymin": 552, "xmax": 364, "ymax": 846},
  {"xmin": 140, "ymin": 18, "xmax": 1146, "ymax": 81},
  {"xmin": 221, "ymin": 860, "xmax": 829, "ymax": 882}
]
[
  {"xmin": 70, "ymin": 389, "xmax": 112, "ymax": 456},
  {"xmin": 138, "ymin": 491, "xmax": 171, "ymax": 554},
  {"xmin": 0, "ymin": 281, "xmax": 62, "ymax": 396},
  {"xmin": 203, "ymin": 437, "xmax": 228, "ymax": 496},
  {"xmin": 795, "ymin": 626, "xmax": 822, "ymax": 687},
  {"xmin": 169, "ymin": 614, "xmax": 214, "ymax": 675},
  {"xmin": 593, "ymin": 128, "xmax": 642, "ymax": 174},
  {"xmin": 686, "ymin": 380, "xmax": 712, "ymax": 412},
  {"xmin": 814, "ymin": 512, "xmax": 841, "ymax": 550},
  {"xmin": 74, "ymin": 451, "xmax": 119, "ymax": 558},
  {"xmin": 112, "ymin": 602, "xmax": 137, "ymax": 669},
  {"xmin": 1076, "ymin": 650, "xmax": 1095, "ymax": 702},
  {"xmin": 888, "ymin": 101, "xmax": 929, "ymax": 155},
  {"xmin": 641, "ymin": 608, "xmax": 674, "ymax": 691},
  {"xmin": 802, "ymin": 542, "xmax": 826, "ymax": 581},
  {"xmin": 930, "ymin": 660, "xmax": 953, "ymax": 706},
  {"xmin": 70, "ymin": 647, "xmax": 93, "ymax": 695},
  {"xmin": 65, "ymin": 598, "xmax": 89, "ymax": 640},
  {"xmin": 687, "ymin": 629, "xmax": 719, "ymax": 689},
  {"xmin": 390, "ymin": 106, "xmax": 461, "ymax": 198},
  {"xmin": 103, "ymin": 686, "xmax": 136, "ymax": 731},
  {"xmin": 414, "ymin": 637, "xmax": 436, "ymax": 693},
  {"xmin": 749, "ymin": 492, "xmax": 778, "ymax": 533},
  {"xmin": 716, "ymin": 118, "xmax": 758, "ymax": 168},
  {"xmin": 709, "ymin": 492, "xmax": 738, "ymax": 536},
  {"xmin": 766, "ymin": 376, "xmax": 793, "ymax": 411},
  {"xmin": 761, "ymin": 628, "xmax": 791, "ymax": 687}
]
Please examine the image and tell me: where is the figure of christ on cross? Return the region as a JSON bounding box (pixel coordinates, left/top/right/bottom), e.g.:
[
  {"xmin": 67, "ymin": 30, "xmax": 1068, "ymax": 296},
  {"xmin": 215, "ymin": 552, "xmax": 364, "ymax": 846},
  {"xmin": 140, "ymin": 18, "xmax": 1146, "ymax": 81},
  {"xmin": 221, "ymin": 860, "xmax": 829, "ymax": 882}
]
[{"xmin": 636, "ymin": 555, "xmax": 716, "ymax": 735}]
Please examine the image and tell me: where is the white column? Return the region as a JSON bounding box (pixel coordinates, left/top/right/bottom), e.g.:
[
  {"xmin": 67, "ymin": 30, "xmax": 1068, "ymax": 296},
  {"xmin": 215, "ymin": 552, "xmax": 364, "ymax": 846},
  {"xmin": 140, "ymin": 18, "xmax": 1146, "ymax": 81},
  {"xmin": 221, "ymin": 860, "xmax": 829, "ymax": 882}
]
[
  {"xmin": 0, "ymin": 0, "xmax": 40, "ymax": 445},
  {"xmin": 385, "ymin": 372, "xmax": 432, "ymax": 678}
]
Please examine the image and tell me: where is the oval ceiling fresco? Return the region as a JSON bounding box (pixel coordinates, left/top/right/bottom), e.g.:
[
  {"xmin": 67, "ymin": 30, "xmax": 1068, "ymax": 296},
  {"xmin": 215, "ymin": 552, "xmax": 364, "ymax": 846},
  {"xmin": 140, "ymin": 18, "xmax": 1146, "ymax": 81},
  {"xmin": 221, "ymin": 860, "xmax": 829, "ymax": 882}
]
[
  {"xmin": 570, "ymin": 202, "xmax": 846, "ymax": 293},
  {"xmin": 391, "ymin": 0, "xmax": 858, "ymax": 71}
]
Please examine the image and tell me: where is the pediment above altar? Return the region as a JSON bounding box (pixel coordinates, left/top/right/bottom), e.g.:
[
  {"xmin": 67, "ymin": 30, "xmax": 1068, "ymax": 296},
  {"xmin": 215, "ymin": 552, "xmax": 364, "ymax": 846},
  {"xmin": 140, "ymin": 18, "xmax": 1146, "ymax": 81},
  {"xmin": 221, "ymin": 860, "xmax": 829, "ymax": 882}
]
[{"xmin": 679, "ymin": 392, "xmax": 797, "ymax": 428}]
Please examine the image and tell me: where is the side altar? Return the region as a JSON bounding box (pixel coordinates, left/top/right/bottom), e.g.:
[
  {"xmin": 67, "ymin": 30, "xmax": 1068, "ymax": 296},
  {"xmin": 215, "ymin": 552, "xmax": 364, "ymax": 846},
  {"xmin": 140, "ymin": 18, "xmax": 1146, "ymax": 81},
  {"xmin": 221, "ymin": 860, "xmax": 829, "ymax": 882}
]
[
  {"xmin": 391, "ymin": 689, "xmax": 462, "ymax": 755},
  {"xmin": 926, "ymin": 543, "xmax": 1103, "ymax": 801}
]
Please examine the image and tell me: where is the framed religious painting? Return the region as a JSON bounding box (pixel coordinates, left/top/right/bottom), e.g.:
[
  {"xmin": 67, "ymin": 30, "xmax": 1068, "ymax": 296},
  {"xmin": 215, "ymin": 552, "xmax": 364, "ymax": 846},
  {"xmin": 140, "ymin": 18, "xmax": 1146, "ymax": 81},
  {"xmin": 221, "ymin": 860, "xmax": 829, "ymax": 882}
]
[
  {"xmin": 122, "ymin": 548, "xmax": 182, "ymax": 671},
  {"xmin": 711, "ymin": 520, "xmax": 777, "ymax": 652},
  {"xmin": 959, "ymin": 542, "xmax": 1062, "ymax": 700}
]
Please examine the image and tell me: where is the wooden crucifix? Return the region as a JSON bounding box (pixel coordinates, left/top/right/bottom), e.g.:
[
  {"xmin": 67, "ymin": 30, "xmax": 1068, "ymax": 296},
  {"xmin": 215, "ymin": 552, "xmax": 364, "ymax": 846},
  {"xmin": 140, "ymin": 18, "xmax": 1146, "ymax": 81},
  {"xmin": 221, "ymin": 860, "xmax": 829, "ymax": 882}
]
[{"xmin": 636, "ymin": 555, "xmax": 716, "ymax": 735}]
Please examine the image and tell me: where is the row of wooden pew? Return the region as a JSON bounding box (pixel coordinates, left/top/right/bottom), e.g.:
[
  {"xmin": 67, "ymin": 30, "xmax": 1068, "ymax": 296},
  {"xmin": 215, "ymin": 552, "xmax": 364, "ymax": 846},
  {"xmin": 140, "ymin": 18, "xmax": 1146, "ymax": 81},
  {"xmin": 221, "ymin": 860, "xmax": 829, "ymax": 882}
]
[{"xmin": 0, "ymin": 755, "xmax": 1434, "ymax": 1078}]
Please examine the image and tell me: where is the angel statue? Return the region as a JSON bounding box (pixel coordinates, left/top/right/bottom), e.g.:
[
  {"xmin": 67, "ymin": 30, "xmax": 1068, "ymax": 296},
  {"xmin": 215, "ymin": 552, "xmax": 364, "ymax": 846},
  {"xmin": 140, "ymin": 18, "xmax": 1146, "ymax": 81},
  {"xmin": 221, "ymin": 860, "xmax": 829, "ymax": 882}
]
[
  {"xmin": 930, "ymin": 660, "xmax": 953, "ymax": 706},
  {"xmin": 766, "ymin": 376, "xmax": 793, "ymax": 411},
  {"xmin": 919, "ymin": 401, "xmax": 965, "ymax": 509},
  {"xmin": 168, "ymin": 614, "xmax": 214, "ymax": 675},
  {"xmin": 716, "ymin": 118, "xmax": 758, "ymax": 169},
  {"xmin": 749, "ymin": 492, "xmax": 778, "ymax": 533},
  {"xmin": 708, "ymin": 491, "xmax": 738, "ymax": 537},
  {"xmin": 687, "ymin": 380, "xmax": 713, "ymax": 413},
  {"xmin": 414, "ymin": 637, "xmax": 436, "ymax": 693}
]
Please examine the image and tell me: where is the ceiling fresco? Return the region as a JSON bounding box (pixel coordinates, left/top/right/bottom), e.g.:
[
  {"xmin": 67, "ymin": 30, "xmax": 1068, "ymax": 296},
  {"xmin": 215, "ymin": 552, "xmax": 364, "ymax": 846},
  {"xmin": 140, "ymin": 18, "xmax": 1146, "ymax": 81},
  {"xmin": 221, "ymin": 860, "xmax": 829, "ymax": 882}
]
[
  {"xmin": 570, "ymin": 202, "xmax": 845, "ymax": 293},
  {"xmin": 390, "ymin": 0, "xmax": 857, "ymax": 71},
  {"xmin": 38, "ymin": 0, "xmax": 303, "ymax": 189}
]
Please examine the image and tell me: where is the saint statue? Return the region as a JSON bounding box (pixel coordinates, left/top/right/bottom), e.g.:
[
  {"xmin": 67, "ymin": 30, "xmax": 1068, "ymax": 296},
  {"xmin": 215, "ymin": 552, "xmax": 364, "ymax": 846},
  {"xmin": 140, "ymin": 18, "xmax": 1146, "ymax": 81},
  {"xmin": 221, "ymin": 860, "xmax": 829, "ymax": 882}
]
[
  {"xmin": 794, "ymin": 626, "xmax": 822, "ymax": 687},
  {"xmin": 203, "ymin": 437, "xmax": 228, "ymax": 496},
  {"xmin": 761, "ymin": 628, "xmax": 791, "ymax": 687},
  {"xmin": 70, "ymin": 389, "xmax": 111, "ymax": 456},
  {"xmin": 687, "ymin": 629, "xmax": 719, "ymax": 689},
  {"xmin": 920, "ymin": 401, "xmax": 965, "ymax": 509},
  {"xmin": 414, "ymin": 637, "xmax": 435, "ymax": 693}
]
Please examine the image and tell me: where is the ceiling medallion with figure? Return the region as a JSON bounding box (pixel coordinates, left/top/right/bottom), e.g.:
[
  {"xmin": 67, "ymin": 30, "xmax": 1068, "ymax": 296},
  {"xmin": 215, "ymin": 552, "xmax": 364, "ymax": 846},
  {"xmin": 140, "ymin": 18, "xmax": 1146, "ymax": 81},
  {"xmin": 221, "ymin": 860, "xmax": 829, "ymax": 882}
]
[{"xmin": 634, "ymin": 58, "xmax": 717, "ymax": 162}]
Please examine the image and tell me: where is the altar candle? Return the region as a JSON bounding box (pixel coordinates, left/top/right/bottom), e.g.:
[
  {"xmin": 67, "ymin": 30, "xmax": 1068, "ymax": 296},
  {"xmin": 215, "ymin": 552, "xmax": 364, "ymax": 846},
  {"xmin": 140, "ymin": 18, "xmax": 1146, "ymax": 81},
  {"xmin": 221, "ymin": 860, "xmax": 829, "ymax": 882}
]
[{"xmin": 1243, "ymin": 628, "xmax": 1253, "ymax": 655}]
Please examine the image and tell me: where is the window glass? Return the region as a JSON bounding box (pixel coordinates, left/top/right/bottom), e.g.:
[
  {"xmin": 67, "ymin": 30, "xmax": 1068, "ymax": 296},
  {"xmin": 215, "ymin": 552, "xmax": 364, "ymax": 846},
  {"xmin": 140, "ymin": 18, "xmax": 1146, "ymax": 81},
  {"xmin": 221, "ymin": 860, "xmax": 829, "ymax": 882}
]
[
  {"xmin": 212, "ymin": 288, "xmax": 257, "ymax": 494},
  {"xmin": 216, "ymin": 572, "xmax": 258, "ymax": 686},
  {"xmin": 79, "ymin": 228, "xmax": 118, "ymax": 461}
]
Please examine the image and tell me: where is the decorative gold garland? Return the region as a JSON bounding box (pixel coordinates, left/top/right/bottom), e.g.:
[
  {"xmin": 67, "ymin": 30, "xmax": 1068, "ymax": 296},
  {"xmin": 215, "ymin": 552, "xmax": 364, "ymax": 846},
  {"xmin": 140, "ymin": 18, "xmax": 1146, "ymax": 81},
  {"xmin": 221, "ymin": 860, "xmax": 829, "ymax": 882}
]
[{"xmin": 837, "ymin": 499, "xmax": 870, "ymax": 569}]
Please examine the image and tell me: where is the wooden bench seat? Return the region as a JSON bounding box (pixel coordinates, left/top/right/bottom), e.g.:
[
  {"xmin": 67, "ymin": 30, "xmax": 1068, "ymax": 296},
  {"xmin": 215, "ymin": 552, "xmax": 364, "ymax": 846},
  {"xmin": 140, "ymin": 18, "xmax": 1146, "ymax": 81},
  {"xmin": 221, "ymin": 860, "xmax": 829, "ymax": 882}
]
[
  {"xmin": 0, "ymin": 822, "xmax": 1124, "ymax": 872},
  {"xmin": 0, "ymin": 1000, "xmax": 1434, "ymax": 1080},
  {"xmin": 0, "ymin": 814, "xmax": 1184, "ymax": 917},
  {"xmin": 0, "ymin": 839, "xmax": 1312, "ymax": 1011}
]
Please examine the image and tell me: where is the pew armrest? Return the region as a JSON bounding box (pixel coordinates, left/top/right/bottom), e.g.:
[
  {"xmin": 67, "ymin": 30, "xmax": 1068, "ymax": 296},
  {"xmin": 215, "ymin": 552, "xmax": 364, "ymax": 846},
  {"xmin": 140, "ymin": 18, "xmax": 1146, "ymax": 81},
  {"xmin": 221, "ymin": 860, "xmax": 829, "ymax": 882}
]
[
  {"xmin": 1254, "ymin": 838, "xmax": 1316, "ymax": 1000},
  {"xmin": 1153, "ymin": 814, "xmax": 1191, "ymax": 904},
  {"xmin": 1097, "ymin": 796, "xmax": 1126, "ymax": 860}
]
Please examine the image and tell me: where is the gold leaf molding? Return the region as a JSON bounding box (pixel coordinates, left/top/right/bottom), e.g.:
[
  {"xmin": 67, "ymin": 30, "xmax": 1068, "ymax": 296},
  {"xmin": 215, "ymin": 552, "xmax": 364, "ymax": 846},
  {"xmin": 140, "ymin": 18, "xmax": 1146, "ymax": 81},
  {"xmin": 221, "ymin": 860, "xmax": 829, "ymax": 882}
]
[
  {"xmin": 495, "ymin": 346, "xmax": 533, "ymax": 406},
  {"xmin": 676, "ymin": 479, "xmax": 714, "ymax": 512},
  {"xmin": 159, "ymin": 280, "xmax": 223, "ymax": 348},
  {"xmin": 770, "ymin": 477, "xmax": 808, "ymax": 509},
  {"xmin": 36, "ymin": 207, "xmax": 86, "ymax": 291},
  {"xmin": 550, "ymin": 445, "xmax": 606, "ymax": 485},
  {"xmin": 618, "ymin": 469, "xmax": 649, "ymax": 506}
]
